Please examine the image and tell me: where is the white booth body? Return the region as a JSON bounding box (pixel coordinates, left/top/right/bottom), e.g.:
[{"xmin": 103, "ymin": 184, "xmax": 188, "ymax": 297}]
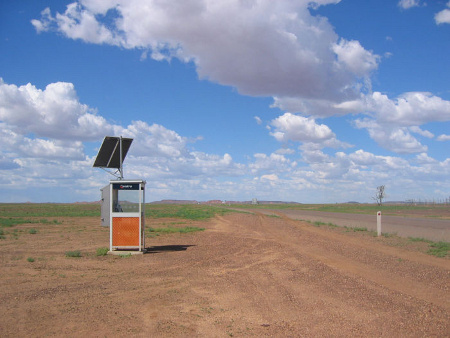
[{"xmin": 105, "ymin": 180, "xmax": 146, "ymax": 252}]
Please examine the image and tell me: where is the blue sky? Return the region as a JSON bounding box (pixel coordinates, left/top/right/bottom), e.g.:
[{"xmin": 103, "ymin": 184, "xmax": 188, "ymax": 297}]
[{"xmin": 0, "ymin": 0, "xmax": 449, "ymax": 203}]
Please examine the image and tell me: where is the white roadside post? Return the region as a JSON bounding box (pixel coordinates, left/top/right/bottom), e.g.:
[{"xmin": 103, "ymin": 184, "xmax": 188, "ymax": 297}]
[{"xmin": 377, "ymin": 211, "xmax": 382, "ymax": 237}]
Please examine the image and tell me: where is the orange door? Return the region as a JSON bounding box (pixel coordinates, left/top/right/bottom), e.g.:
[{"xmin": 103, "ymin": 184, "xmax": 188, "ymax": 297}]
[{"xmin": 112, "ymin": 217, "xmax": 140, "ymax": 246}]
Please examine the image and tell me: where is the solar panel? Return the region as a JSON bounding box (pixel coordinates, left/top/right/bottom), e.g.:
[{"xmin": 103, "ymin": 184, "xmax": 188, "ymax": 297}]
[{"xmin": 93, "ymin": 136, "xmax": 133, "ymax": 169}]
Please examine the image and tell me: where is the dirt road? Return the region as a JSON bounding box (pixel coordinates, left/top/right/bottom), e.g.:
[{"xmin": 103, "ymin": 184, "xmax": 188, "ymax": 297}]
[
  {"xmin": 249, "ymin": 208, "xmax": 450, "ymax": 242},
  {"xmin": 0, "ymin": 212, "xmax": 449, "ymax": 336}
]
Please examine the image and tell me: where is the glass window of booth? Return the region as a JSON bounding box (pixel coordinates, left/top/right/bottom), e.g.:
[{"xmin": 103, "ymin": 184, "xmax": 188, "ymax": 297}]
[{"xmin": 111, "ymin": 183, "xmax": 143, "ymax": 213}]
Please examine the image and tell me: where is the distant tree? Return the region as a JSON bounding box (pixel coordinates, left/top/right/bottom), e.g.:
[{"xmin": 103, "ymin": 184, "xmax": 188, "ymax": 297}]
[{"xmin": 373, "ymin": 185, "xmax": 386, "ymax": 206}]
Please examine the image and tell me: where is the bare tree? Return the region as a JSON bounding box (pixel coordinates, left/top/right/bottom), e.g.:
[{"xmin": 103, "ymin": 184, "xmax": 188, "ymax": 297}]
[{"xmin": 373, "ymin": 185, "xmax": 386, "ymax": 206}]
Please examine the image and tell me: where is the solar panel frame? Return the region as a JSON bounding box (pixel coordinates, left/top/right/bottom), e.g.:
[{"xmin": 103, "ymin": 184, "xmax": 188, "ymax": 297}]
[{"xmin": 93, "ymin": 136, "xmax": 133, "ymax": 169}]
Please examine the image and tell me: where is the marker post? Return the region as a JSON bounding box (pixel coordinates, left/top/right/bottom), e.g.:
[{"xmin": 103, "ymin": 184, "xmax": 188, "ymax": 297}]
[{"xmin": 377, "ymin": 211, "xmax": 382, "ymax": 237}]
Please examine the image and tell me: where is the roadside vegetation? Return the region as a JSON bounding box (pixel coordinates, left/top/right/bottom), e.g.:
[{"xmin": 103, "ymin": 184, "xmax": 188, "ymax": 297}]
[
  {"xmin": 228, "ymin": 203, "xmax": 449, "ymax": 219},
  {"xmin": 304, "ymin": 219, "xmax": 449, "ymax": 258},
  {"xmin": 408, "ymin": 237, "xmax": 450, "ymax": 258}
]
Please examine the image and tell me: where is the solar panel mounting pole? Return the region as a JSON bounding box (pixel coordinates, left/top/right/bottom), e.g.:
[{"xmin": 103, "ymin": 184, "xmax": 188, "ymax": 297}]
[{"xmin": 119, "ymin": 136, "xmax": 123, "ymax": 180}]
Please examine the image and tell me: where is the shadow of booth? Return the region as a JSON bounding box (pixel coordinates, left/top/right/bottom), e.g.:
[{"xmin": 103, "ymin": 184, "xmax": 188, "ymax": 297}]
[{"xmin": 145, "ymin": 245, "xmax": 195, "ymax": 254}]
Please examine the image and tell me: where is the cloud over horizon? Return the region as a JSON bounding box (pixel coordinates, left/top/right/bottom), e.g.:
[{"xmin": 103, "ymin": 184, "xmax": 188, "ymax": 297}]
[{"xmin": 1, "ymin": 0, "xmax": 448, "ymax": 203}]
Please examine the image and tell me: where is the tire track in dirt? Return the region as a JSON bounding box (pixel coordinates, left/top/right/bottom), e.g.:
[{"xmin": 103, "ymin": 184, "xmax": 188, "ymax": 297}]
[{"xmin": 217, "ymin": 211, "xmax": 449, "ymax": 311}]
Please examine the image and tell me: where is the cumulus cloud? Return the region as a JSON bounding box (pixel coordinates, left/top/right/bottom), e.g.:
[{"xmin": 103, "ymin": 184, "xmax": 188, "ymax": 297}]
[
  {"xmin": 0, "ymin": 77, "xmax": 247, "ymax": 191},
  {"xmin": 270, "ymin": 113, "xmax": 334, "ymax": 143},
  {"xmin": 435, "ymin": 1, "xmax": 450, "ymax": 24},
  {"xmin": 249, "ymin": 152, "xmax": 294, "ymax": 176},
  {"xmin": 269, "ymin": 112, "xmax": 351, "ymax": 150},
  {"xmin": 0, "ymin": 78, "xmax": 114, "ymax": 140},
  {"xmin": 0, "ymin": 79, "xmax": 93, "ymax": 161},
  {"xmin": 366, "ymin": 91, "xmax": 450, "ymax": 126},
  {"xmin": 31, "ymin": 0, "xmax": 378, "ymax": 102},
  {"xmin": 354, "ymin": 119, "xmax": 427, "ymax": 154}
]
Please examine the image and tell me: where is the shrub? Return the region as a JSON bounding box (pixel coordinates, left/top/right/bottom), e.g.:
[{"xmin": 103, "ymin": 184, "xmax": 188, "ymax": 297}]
[
  {"xmin": 27, "ymin": 257, "xmax": 35, "ymax": 262},
  {"xmin": 96, "ymin": 247, "xmax": 109, "ymax": 256},
  {"xmin": 28, "ymin": 228, "xmax": 38, "ymax": 234},
  {"xmin": 65, "ymin": 250, "xmax": 82, "ymax": 258}
]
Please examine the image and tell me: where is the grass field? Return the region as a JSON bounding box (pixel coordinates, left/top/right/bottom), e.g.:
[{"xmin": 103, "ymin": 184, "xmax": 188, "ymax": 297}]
[
  {"xmin": 1, "ymin": 202, "xmax": 447, "ymax": 219},
  {"xmin": 0, "ymin": 203, "xmax": 231, "ymax": 220},
  {"xmin": 1, "ymin": 202, "xmax": 448, "ymax": 257}
]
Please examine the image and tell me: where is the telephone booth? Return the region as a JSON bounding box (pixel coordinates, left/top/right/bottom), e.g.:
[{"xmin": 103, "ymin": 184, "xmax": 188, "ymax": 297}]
[
  {"xmin": 109, "ymin": 180, "xmax": 146, "ymax": 253},
  {"xmin": 93, "ymin": 136, "xmax": 146, "ymax": 254}
]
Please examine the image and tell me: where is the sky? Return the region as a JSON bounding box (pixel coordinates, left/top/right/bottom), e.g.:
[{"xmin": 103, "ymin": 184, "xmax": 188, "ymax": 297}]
[{"xmin": 0, "ymin": 0, "xmax": 449, "ymax": 204}]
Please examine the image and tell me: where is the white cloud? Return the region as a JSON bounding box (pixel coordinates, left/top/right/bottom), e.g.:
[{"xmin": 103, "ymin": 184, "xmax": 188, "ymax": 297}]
[
  {"xmin": 0, "ymin": 78, "xmax": 114, "ymax": 140},
  {"xmin": 345, "ymin": 92, "xmax": 450, "ymax": 153},
  {"xmin": 398, "ymin": 0, "xmax": 421, "ymax": 10},
  {"xmin": 354, "ymin": 119, "xmax": 427, "ymax": 154},
  {"xmin": 269, "ymin": 113, "xmax": 351, "ymax": 150},
  {"xmin": 437, "ymin": 134, "xmax": 450, "ymax": 141},
  {"xmin": 271, "ymin": 113, "xmax": 332, "ymax": 143},
  {"xmin": 332, "ymin": 39, "xmax": 379, "ymax": 77},
  {"xmin": 409, "ymin": 126, "xmax": 434, "ymax": 138},
  {"xmin": 261, "ymin": 174, "xmax": 279, "ymax": 181},
  {"xmin": 32, "ymin": 0, "xmax": 378, "ymax": 102},
  {"xmin": 0, "ymin": 78, "xmax": 248, "ymax": 196},
  {"xmin": 249, "ymin": 152, "xmax": 294, "ymax": 175},
  {"xmin": 415, "ymin": 153, "xmax": 437, "ymax": 164},
  {"xmin": 435, "ymin": 9, "xmax": 450, "ymax": 24},
  {"xmin": 121, "ymin": 121, "xmax": 190, "ymax": 158},
  {"xmin": 271, "ymin": 95, "xmax": 366, "ymax": 118},
  {"xmin": 366, "ymin": 92, "xmax": 450, "ymax": 126},
  {"xmin": 31, "ymin": 8, "xmax": 53, "ymax": 33},
  {"xmin": 254, "ymin": 116, "xmax": 262, "ymax": 125},
  {"xmin": 435, "ymin": 1, "xmax": 450, "ymax": 24},
  {"xmin": 2, "ymin": 77, "xmax": 448, "ymax": 203}
]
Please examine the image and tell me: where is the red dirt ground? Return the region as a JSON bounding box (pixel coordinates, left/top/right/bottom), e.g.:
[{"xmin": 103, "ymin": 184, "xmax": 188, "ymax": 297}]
[{"xmin": 0, "ymin": 211, "xmax": 449, "ymax": 336}]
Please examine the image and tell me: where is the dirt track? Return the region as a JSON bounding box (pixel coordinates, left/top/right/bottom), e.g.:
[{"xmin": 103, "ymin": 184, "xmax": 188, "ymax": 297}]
[{"xmin": 0, "ymin": 212, "xmax": 449, "ymax": 336}]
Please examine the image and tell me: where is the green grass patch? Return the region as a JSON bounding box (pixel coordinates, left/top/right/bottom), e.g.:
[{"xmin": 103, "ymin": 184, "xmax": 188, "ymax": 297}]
[
  {"xmin": 408, "ymin": 237, "xmax": 433, "ymax": 243},
  {"xmin": 382, "ymin": 232, "xmax": 396, "ymax": 238},
  {"xmin": 146, "ymin": 204, "xmax": 230, "ymax": 220},
  {"xmin": 0, "ymin": 229, "xmax": 5, "ymax": 239},
  {"xmin": 408, "ymin": 237, "xmax": 450, "ymax": 257},
  {"xmin": 408, "ymin": 237, "xmax": 449, "ymax": 257},
  {"xmin": 313, "ymin": 221, "xmax": 338, "ymax": 228},
  {"xmin": 28, "ymin": 228, "xmax": 38, "ymax": 234},
  {"xmin": 0, "ymin": 218, "xmax": 33, "ymax": 228},
  {"xmin": 65, "ymin": 250, "xmax": 82, "ymax": 258},
  {"xmin": 427, "ymin": 242, "xmax": 450, "ymax": 257},
  {"xmin": 147, "ymin": 226, "xmax": 205, "ymax": 234},
  {"xmin": 0, "ymin": 203, "xmax": 100, "ymax": 217},
  {"xmin": 96, "ymin": 247, "xmax": 109, "ymax": 256},
  {"xmin": 27, "ymin": 257, "xmax": 35, "ymax": 262},
  {"xmin": 0, "ymin": 217, "xmax": 61, "ymax": 228}
]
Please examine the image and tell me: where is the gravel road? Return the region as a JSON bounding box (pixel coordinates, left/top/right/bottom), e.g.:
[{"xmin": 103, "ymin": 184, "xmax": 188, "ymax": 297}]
[{"xmin": 248, "ymin": 209, "xmax": 450, "ymax": 242}]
